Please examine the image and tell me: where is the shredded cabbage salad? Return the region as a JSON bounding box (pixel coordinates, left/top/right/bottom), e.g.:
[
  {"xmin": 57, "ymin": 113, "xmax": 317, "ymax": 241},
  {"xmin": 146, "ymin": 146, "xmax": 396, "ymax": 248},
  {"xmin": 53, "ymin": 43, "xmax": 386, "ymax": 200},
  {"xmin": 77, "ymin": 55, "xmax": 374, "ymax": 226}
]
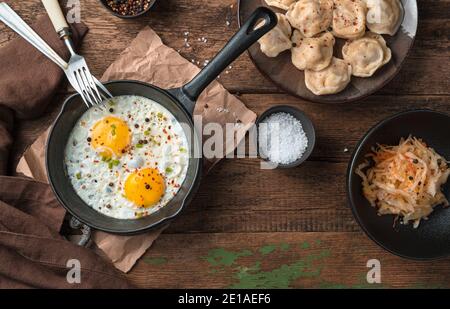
[{"xmin": 356, "ymin": 136, "xmax": 450, "ymax": 228}]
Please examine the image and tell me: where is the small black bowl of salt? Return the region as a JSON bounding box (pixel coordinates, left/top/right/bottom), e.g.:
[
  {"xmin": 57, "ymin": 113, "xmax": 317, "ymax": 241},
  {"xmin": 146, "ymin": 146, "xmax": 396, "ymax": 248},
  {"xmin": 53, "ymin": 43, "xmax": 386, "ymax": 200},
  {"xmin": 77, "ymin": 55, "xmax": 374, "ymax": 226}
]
[{"xmin": 256, "ymin": 105, "xmax": 316, "ymax": 169}]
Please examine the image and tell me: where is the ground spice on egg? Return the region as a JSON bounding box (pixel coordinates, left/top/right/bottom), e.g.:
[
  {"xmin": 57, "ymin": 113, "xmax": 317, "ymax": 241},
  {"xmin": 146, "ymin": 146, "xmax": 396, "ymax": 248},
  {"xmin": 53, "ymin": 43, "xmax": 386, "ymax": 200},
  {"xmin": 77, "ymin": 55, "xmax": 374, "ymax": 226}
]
[{"xmin": 106, "ymin": 0, "xmax": 152, "ymax": 16}]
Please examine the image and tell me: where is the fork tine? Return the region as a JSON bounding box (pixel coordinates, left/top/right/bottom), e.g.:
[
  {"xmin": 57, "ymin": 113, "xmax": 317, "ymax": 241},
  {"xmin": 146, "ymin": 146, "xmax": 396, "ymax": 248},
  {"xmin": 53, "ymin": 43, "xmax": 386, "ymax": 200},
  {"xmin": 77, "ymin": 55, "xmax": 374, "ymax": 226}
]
[
  {"xmin": 94, "ymin": 78, "xmax": 113, "ymax": 99},
  {"xmin": 65, "ymin": 73, "xmax": 90, "ymax": 109},
  {"xmin": 79, "ymin": 90, "xmax": 92, "ymax": 109},
  {"xmin": 74, "ymin": 70, "xmax": 93, "ymax": 108},
  {"xmin": 78, "ymin": 68, "xmax": 100, "ymax": 106},
  {"xmin": 83, "ymin": 67, "xmax": 103, "ymax": 104}
]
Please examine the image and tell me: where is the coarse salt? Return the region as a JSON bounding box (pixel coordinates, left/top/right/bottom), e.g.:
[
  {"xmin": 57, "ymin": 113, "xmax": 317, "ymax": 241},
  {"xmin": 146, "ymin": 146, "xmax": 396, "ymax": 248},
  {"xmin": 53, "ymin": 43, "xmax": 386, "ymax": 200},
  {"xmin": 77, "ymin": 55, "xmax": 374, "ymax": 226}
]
[{"xmin": 258, "ymin": 112, "xmax": 308, "ymax": 165}]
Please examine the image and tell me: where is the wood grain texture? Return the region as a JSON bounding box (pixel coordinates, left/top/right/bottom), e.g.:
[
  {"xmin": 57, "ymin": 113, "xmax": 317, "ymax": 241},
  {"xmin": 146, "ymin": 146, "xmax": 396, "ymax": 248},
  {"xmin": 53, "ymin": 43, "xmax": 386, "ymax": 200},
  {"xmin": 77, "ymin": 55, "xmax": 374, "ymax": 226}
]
[
  {"xmin": 127, "ymin": 232, "xmax": 450, "ymax": 288},
  {"xmin": 1, "ymin": 0, "xmax": 449, "ymax": 95},
  {"xmin": 1, "ymin": 0, "xmax": 449, "ymax": 288}
]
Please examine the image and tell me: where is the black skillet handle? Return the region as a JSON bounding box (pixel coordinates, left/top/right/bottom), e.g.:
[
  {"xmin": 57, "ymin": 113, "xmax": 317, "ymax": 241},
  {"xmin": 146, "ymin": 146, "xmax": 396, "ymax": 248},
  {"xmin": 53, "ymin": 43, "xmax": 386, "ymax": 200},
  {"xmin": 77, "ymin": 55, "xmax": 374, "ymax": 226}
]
[{"xmin": 170, "ymin": 7, "xmax": 277, "ymax": 115}]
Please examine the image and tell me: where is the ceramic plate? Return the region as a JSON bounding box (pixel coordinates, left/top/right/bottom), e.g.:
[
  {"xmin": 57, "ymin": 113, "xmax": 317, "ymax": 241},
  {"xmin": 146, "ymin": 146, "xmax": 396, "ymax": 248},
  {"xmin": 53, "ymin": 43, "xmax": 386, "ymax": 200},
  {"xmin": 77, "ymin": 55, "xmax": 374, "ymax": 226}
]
[{"xmin": 238, "ymin": 0, "xmax": 418, "ymax": 103}]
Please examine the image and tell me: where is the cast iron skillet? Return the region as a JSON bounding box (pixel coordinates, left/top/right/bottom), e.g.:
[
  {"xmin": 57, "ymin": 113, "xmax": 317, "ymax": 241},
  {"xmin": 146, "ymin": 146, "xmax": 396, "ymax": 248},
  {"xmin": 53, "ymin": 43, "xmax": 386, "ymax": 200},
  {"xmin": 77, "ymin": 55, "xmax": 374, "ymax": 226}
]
[
  {"xmin": 347, "ymin": 110, "xmax": 450, "ymax": 259},
  {"xmin": 46, "ymin": 7, "xmax": 277, "ymax": 235}
]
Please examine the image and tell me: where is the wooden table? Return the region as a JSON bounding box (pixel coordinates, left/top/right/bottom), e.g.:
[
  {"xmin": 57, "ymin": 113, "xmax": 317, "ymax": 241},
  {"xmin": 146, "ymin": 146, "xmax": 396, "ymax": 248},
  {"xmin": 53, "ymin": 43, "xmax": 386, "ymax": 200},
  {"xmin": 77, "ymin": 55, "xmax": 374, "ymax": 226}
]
[{"xmin": 2, "ymin": 0, "xmax": 449, "ymax": 288}]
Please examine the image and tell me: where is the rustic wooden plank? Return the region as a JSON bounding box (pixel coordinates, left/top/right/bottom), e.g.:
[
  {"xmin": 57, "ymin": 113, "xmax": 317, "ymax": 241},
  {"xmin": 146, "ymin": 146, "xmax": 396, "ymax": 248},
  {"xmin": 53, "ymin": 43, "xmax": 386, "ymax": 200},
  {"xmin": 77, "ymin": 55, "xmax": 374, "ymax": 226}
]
[
  {"xmin": 10, "ymin": 93, "xmax": 450, "ymax": 171},
  {"xmin": 126, "ymin": 232, "xmax": 450, "ymax": 288},
  {"xmin": 166, "ymin": 160, "xmax": 359, "ymax": 233},
  {"xmin": 240, "ymin": 94, "xmax": 450, "ymax": 161},
  {"xmin": 9, "ymin": 94, "xmax": 450, "ymax": 233},
  {"xmin": 1, "ymin": 0, "xmax": 449, "ymax": 95}
]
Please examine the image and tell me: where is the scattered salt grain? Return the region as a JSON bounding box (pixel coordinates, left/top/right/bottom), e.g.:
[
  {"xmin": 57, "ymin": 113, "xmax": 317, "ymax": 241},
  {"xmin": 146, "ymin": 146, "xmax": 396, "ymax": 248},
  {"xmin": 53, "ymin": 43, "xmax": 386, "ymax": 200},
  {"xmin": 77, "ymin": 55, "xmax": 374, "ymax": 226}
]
[
  {"xmin": 216, "ymin": 107, "xmax": 229, "ymax": 113},
  {"xmin": 343, "ymin": 147, "xmax": 349, "ymax": 153},
  {"xmin": 258, "ymin": 112, "xmax": 308, "ymax": 165}
]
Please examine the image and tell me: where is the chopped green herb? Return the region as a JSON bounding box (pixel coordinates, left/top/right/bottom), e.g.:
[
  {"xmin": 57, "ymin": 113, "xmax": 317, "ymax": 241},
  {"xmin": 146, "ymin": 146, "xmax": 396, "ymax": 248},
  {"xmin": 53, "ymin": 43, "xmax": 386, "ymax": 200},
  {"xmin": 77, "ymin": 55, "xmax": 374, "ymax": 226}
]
[
  {"xmin": 144, "ymin": 130, "xmax": 151, "ymax": 136},
  {"xmin": 157, "ymin": 112, "xmax": 163, "ymax": 119},
  {"xmin": 179, "ymin": 147, "xmax": 187, "ymax": 153},
  {"xmin": 136, "ymin": 143, "xmax": 144, "ymax": 148},
  {"xmin": 102, "ymin": 156, "xmax": 111, "ymax": 163},
  {"xmin": 165, "ymin": 167, "xmax": 173, "ymax": 173},
  {"xmin": 112, "ymin": 159, "xmax": 120, "ymax": 166},
  {"xmin": 75, "ymin": 172, "xmax": 82, "ymax": 180},
  {"xmin": 108, "ymin": 99, "xmax": 116, "ymax": 106},
  {"xmin": 111, "ymin": 124, "xmax": 117, "ymax": 136},
  {"xmin": 108, "ymin": 161, "xmax": 114, "ymax": 169}
]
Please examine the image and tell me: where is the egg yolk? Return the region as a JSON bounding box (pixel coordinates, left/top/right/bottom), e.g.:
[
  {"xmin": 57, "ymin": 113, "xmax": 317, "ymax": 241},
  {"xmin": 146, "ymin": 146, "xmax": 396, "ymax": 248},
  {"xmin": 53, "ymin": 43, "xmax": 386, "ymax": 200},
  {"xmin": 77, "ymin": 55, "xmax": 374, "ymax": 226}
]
[
  {"xmin": 90, "ymin": 116, "xmax": 130, "ymax": 158},
  {"xmin": 124, "ymin": 168, "xmax": 165, "ymax": 208}
]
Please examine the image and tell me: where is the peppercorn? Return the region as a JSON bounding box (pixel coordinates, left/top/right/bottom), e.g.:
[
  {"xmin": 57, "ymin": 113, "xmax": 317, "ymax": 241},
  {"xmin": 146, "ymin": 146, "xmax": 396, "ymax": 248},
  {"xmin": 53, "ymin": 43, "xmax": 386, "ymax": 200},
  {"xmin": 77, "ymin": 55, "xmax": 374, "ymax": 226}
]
[{"xmin": 106, "ymin": 0, "xmax": 152, "ymax": 16}]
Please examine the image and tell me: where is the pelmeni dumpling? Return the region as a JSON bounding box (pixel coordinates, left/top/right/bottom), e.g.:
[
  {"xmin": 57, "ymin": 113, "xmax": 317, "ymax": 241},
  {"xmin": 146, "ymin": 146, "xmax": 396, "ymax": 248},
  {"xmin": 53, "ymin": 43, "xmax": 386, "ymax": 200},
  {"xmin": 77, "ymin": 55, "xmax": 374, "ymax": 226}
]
[
  {"xmin": 291, "ymin": 31, "xmax": 335, "ymax": 71},
  {"xmin": 305, "ymin": 57, "xmax": 352, "ymax": 95},
  {"xmin": 286, "ymin": 0, "xmax": 333, "ymax": 38},
  {"xmin": 365, "ymin": 0, "xmax": 403, "ymax": 35},
  {"xmin": 265, "ymin": 0, "xmax": 297, "ymax": 10},
  {"xmin": 343, "ymin": 32, "xmax": 392, "ymax": 77},
  {"xmin": 258, "ymin": 13, "xmax": 292, "ymax": 57},
  {"xmin": 332, "ymin": 0, "xmax": 367, "ymax": 39}
]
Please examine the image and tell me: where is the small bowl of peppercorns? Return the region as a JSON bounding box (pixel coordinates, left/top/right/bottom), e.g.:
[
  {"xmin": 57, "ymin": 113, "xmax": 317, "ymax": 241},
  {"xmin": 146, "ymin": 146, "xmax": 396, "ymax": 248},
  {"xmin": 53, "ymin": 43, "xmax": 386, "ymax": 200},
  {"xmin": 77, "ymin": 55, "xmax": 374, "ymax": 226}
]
[{"xmin": 99, "ymin": 0, "xmax": 156, "ymax": 18}]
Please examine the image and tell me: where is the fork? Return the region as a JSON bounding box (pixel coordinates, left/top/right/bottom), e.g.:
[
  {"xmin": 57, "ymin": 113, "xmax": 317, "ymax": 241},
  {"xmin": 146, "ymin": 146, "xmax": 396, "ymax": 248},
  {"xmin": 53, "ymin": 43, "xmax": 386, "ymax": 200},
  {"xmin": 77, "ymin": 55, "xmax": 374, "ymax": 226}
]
[
  {"xmin": 0, "ymin": 2, "xmax": 112, "ymax": 109},
  {"xmin": 41, "ymin": 0, "xmax": 111, "ymax": 108}
]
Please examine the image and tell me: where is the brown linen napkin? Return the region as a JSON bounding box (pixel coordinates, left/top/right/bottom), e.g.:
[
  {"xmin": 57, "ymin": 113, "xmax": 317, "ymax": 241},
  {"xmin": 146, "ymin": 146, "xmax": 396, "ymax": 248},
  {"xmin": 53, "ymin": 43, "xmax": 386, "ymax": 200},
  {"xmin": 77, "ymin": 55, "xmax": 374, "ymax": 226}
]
[
  {"xmin": 0, "ymin": 15, "xmax": 133, "ymax": 288},
  {"xmin": 18, "ymin": 26, "xmax": 257, "ymax": 273},
  {"xmin": 0, "ymin": 16, "xmax": 86, "ymax": 120}
]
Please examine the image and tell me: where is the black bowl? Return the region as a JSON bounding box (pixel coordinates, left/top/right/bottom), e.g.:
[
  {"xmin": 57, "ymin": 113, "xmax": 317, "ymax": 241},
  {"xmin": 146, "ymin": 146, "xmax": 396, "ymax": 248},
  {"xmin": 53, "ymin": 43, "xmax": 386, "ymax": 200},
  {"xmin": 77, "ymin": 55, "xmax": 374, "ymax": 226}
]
[
  {"xmin": 347, "ymin": 109, "xmax": 450, "ymax": 259},
  {"xmin": 256, "ymin": 105, "xmax": 316, "ymax": 168},
  {"xmin": 99, "ymin": 0, "xmax": 156, "ymax": 19}
]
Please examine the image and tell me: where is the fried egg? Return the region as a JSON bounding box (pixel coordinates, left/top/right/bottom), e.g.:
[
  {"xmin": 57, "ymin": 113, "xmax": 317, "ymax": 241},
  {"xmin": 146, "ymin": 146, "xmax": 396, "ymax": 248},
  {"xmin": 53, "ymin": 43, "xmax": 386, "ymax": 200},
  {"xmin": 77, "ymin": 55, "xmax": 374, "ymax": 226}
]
[{"xmin": 64, "ymin": 95, "xmax": 189, "ymax": 219}]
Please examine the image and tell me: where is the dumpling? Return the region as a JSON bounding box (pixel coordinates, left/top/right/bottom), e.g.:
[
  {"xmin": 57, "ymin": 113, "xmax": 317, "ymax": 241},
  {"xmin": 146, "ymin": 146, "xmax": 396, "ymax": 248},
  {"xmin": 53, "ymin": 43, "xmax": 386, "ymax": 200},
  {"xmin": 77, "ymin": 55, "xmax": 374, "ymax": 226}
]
[
  {"xmin": 258, "ymin": 13, "xmax": 292, "ymax": 57},
  {"xmin": 291, "ymin": 31, "xmax": 335, "ymax": 71},
  {"xmin": 305, "ymin": 57, "xmax": 352, "ymax": 95},
  {"xmin": 343, "ymin": 32, "xmax": 392, "ymax": 77},
  {"xmin": 332, "ymin": 0, "xmax": 367, "ymax": 39},
  {"xmin": 286, "ymin": 0, "xmax": 333, "ymax": 38},
  {"xmin": 265, "ymin": 0, "xmax": 297, "ymax": 10},
  {"xmin": 365, "ymin": 0, "xmax": 403, "ymax": 35}
]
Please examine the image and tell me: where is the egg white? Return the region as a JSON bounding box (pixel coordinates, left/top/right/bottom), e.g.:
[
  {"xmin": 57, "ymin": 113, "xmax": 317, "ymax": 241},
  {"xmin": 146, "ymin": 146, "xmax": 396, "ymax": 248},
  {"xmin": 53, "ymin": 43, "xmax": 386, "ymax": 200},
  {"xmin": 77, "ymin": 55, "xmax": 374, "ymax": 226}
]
[{"xmin": 64, "ymin": 95, "xmax": 189, "ymax": 219}]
